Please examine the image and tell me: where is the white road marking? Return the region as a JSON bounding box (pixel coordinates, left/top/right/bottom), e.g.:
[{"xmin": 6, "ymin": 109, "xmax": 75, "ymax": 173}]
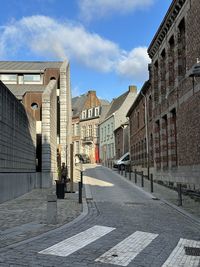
[
  {"xmin": 162, "ymin": 238, "xmax": 200, "ymax": 267},
  {"xmin": 38, "ymin": 225, "xmax": 115, "ymax": 257},
  {"xmin": 95, "ymin": 231, "xmax": 158, "ymax": 266}
]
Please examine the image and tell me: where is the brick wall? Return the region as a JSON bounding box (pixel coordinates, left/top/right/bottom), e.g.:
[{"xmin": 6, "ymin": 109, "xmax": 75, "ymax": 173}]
[{"xmin": 148, "ymin": 0, "xmax": 200, "ymax": 187}]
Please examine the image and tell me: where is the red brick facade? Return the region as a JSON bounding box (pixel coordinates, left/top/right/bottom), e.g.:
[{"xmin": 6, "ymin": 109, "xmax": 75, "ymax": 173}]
[{"xmin": 128, "ymin": 0, "xmax": 200, "ymax": 187}]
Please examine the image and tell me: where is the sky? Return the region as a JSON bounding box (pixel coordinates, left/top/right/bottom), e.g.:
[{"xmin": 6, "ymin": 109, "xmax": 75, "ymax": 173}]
[{"xmin": 0, "ymin": 0, "xmax": 172, "ymax": 101}]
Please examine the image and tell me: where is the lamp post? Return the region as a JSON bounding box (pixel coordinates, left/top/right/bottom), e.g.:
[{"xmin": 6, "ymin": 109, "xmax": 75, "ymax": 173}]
[{"xmin": 141, "ymin": 91, "xmax": 150, "ymax": 180}]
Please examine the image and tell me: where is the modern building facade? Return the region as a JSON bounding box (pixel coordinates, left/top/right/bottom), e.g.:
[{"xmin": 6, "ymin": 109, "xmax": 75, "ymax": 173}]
[
  {"xmin": 99, "ymin": 85, "xmax": 137, "ymax": 162},
  {"xmin": 0, "ymin": 60, "xmax": 72, "ymax": 193},
  {"xmin": 72, "ymin": 90, "xmax": 109, "ymax": 163}
]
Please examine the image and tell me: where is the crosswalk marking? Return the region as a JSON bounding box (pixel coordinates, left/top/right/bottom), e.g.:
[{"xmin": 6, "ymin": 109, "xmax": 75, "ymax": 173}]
[
  {"xmin": 39, "ymin": 225, "xmax": 115, "ymax": 257},
  {"xmin": 162, "ymin": 238, "xmax": 200, "ymax": 267},
  {"xmin": 95, "ymin": 231, "xmax": 158, "ymax": 266}
]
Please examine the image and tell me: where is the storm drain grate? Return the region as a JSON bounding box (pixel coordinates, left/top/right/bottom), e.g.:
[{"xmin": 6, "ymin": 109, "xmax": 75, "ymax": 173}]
[{"xmin": 184, "ymin": 246, "xmax": 200, "ymax": 256}]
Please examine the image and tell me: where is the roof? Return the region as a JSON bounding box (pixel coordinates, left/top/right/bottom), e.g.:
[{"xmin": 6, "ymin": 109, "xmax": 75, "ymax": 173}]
[
  {"xmin": 100, "ymin": 99, "xmax": 110, "ymax": 106},
  {"xmin": 126, "ymin": 81, "xmax": 150, "ymax": 117},
  {"xmin": 99, "ymin": 104, "xmax": 111, "ymax": 123},
  {"xmin": 148, "ymin": 0, "xmax": 186, "ymax": 58},
  {"xmin": 72, "ymin": 94, "xmax": 87, "ymax": 117},
  {"xmin": 0, "ymin": 61, "xmax": 63, "ymax": 73},
  {"xmin": 105, "ymin": 91, "xmax": 129, "ymax": 119},
  {"xmin": 4, "ymin": 84, "xmax": 46, "ymax": 100}
]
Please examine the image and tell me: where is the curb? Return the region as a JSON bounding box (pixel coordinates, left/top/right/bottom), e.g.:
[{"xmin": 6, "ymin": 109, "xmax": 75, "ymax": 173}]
[
  {"xmin": 103, "ymin": 166, "xmax": 200, "ymax": 228},
  {"xmin": 0, "ymin": 196, "xmax": 89, "ymax": 252}
]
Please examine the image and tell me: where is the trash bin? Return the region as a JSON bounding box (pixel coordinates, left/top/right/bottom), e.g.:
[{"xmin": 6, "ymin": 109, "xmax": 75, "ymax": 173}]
[{"xmin": 56, "ymin": 180, "xmax": 65, "ymax": 199}]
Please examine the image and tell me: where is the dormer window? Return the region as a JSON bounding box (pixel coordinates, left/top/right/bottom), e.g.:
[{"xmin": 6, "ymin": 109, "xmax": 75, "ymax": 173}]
[
  {"xmin": 82, "ymin": 110, "xmax": 87, "ymax": 119},
  {"xmin": 95, "ymin": 107, "xmax": 99, "ymax": 116},
  {"xmin": 88, "ymin": 108, "xmax": 93, "ymax": 118}
]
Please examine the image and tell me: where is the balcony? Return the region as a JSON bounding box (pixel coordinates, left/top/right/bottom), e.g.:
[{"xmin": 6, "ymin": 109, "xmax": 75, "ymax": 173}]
[{"xmin": 82, "ymin": 136, "xmax": 93, "ymax": 143}]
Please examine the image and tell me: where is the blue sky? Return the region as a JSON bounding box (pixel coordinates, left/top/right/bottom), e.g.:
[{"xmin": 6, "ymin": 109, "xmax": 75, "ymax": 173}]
[{"xmin": 0, "ymin": 0, "xmax": 172, "ymax": 101}]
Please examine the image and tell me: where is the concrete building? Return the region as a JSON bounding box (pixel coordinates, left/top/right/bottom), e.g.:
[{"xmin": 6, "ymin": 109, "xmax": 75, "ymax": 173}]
[
  {"xmin": 72, "ymin": 90, "xmax": 109, "ymax": 163},
  {"xmin": 128, "ymin": 0, "xmax": 200, "ymax": 188},
  {"xmin": 0, "ymin": 61, "xmax": 72, "ymax": 199},
  {"xmin": 99, "ymin": 86, "xmax": 137, "ymax": 162}
]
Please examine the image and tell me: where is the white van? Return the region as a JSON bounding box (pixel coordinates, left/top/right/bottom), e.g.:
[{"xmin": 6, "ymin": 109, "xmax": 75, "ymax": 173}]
[{"xmin": 113, "ymin": 152, "xmax": 130, "ymax": 170}]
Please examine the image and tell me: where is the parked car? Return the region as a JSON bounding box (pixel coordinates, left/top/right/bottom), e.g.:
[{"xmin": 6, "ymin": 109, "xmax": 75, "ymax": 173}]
[{"xmin": 113, "ymin": 152, "xmax": 130, "ymax": 170}]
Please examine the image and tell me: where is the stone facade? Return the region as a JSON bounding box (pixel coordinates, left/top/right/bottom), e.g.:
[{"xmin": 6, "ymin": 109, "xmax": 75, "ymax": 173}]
[
  {"xmin": 129, "ymin": 0, "xmax": 200, "ymax": 187},
  {"xmin": 72, "ymin": 91, "xmax": 108, "ymax": 163}
]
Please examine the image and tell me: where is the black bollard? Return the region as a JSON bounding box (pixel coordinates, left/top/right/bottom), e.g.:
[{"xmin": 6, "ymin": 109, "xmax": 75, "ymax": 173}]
[
  {"xmin": 78, "ymin": 182, "xmax": 82, "ymax": 204},
  {"xmin": 150, "ymin": 173, "xmax": 153, "ymax": 193},
  {"xmin": 141, "ymin": 171, "xmax": 144, "ymax": 187},
  {"xmin": 135, "ymin": 169, "xmax": 137, "ymax": 184},
  {"xmin": 177, "ymin": 183, "xmax": 182, "ymax": 206},
  {"xmin": 80, "ymin": 171, "xmax": 83, "ymax": 189}
]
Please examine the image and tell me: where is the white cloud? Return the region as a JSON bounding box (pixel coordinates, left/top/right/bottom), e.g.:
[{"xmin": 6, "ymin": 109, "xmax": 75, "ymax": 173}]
[
  {"xmin": 78, "ymin": 0, "xmax": 154, "ymax": 21},
  {"xmin": 117, "ymin": 47, "xmax": 151, "ymax": 81},
  {"xmin": 0, "ymin": 15, "xmax": 150, "ymax": 83}
]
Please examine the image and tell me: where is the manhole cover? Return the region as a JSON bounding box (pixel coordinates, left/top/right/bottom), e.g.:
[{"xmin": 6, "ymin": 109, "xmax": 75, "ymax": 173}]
[{"xmin": 184, "ymin": 246, "xmax": 200, "ymax": 256}]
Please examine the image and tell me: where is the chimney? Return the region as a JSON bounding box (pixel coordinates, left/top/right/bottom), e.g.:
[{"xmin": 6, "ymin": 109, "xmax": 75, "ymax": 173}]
[{"xmin": 128, "ymin": 85, "xmax": 137, "ymax": 93}]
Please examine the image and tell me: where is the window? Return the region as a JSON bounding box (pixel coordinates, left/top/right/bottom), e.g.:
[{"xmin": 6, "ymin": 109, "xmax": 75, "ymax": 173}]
[
  {"xmin": 82, "ymin": 126, "xmax": 86, "ymax": 138},
  {"xmin": 23, "ymin": 74, "xmax": 41, "ymax": 83},
  {"xmin": 88, "ymin": 125, "xmax": 92, "ymax": 136},
  {"xmin": 31, "ymin": 102, "xmax": 39, "ymax": 110},
  {"xmin": 72, "ymin": 124, "xmax": 75, "ymax": 136},
  {"xmin": 75, "ymin": 141, "xmax": 80, "ymax": 154},
  {"xmin": 75, "ymin": 123, "xmax": 80, "ymax": 136},
  {"xmin": 94, "ymin": 124, "xmax": 99, "ymax": 137},
  {"xmin": 95, "ymin": 107, "xmax": 99, "ymax": 116},
  {"xmin": 82, "ymin": 111, "xmax": 86, "ymax": 119},
  {"xmin": 88, "ymin": 109, "xmax": 93, "ymax": 118},
  {"xmin": 1, "ymin": 74, "xmax": 17, "ymax": 83}
]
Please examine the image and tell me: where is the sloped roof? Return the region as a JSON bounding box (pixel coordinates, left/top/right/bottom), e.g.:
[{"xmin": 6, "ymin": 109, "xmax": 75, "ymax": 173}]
[
  {"xmin": 99, "ymin": 104, "xmax": 111, "ymax": 123},
  {"xmin": 72, "ymin": 94, "xmax": 87, "ymax": 117},
  {"xmin": 105, "ymin": 91, "xmax": 129, "ymax": 119},
  {"xmin": 4, "ymin": 84, "xmax": 46, "ymax": 100},
  {"xmin": 0, "ymin": 61, "xmax": 63, "ymax": 72}
]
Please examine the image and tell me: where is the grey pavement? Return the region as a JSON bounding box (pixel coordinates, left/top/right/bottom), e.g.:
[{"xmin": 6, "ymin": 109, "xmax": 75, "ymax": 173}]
[{"xmin": 0, "ymin": 164, "xmax": 200, "ymax": 267}]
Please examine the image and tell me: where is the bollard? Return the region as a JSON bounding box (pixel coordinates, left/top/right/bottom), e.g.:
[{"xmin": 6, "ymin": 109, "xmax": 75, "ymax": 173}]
[
  {"xmin": 177, "ymin": 183, "xmax": 182, "ymax": 206},
  {"xmin": 125, "ymin": 166, "xmax": 127, "ymax": 178},
  {"xmin": 118, "ymin": 165, "xmax": 120, "ymax": 174},
  {"xmin": 78, "ymin": 182, "xmax": 82, "ymax": 204},
  {"xmin": 121, "ymin": 167, "xmax": 123, "ymax": 176},
  {"xmin": 129, "ymin": 165, "xmax": 131, "ymax": 180},
  {"xmin": 141, "ymin": 171, "xmax": 144, "ymax": 187},
  {"xmin": 150, "ymin": 173, "xmax": 153, "ymax": 193},
  {"xmin": 80, "ymin": 171, "xmax": 83, "ymax": 189},
  {"xmin": 135, "ymin": 169, "xmax": 137, "ymax": 184},
  {"xmin": 47, "ymin": 195, "xmax": 57, "ymax": 224}
]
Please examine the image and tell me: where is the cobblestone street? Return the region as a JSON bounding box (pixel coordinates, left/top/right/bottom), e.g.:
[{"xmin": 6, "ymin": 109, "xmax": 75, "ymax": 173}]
[{"xmin": 0, "ymin": 164, "xmax": 199, "ymax": 267}]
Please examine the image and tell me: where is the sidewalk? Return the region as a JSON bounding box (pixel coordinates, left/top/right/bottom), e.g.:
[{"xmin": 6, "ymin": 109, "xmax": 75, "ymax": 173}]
[
  {"xmin": 112, "ymin": 167, "xmax": 200, "ymax": 223},
  {"xmin": 0, "ymin": 183, "xmax": 82, "ymax": 249}
]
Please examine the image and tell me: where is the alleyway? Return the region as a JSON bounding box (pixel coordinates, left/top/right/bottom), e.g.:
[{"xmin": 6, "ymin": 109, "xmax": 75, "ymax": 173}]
[{"xmin": 0, "ymin": 165, "xmax": 200, "ymax": 267}]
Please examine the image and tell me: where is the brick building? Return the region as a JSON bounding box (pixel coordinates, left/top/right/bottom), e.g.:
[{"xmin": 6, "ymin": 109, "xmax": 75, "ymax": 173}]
[
  {"xmin": 0, "ymin": 61, "xmax": 72, "ymax": 189},
  {"xmin": 127, "ymin": 80, "xmax": 153, "ymax": 176},
  {"xmin": 72, "ymin": 90, "xmax": 109, "ymax": 163},
  {"xmin": 128, "ymin": 0, "xmax": 200, "ymax": 188}
]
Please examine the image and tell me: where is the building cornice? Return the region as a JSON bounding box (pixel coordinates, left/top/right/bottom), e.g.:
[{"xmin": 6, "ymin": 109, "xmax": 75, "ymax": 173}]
[{"xmin": 148, "ymin": 0, "xmax": 186, "ymax": 59}]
